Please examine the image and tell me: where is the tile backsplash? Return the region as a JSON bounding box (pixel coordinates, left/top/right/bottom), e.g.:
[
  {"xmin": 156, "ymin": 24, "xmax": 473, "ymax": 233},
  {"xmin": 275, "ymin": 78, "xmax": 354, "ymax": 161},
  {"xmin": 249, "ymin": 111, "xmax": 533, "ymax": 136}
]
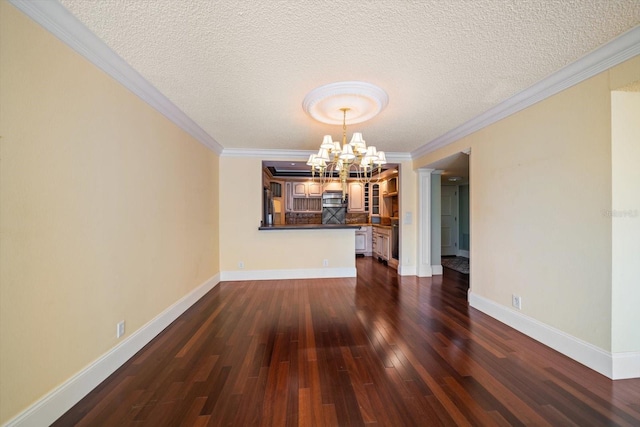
[
  {"xmin": 285, "ymin": 212, "xmax": 322, "ymax": 224},
  {"xmin": 285, "ymin": 212, "xmax": 370, "ymax": 225},
  {"xmin": 346, "ymin": 213, "xmax": 369, "ymax": 224}
]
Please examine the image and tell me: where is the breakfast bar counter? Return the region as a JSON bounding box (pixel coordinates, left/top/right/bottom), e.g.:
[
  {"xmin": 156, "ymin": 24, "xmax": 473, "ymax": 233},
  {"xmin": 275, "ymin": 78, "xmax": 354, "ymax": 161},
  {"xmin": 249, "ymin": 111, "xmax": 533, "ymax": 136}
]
[{"xmin": 258, "ymin": 224, "xmax": 363, "ymax": 231}]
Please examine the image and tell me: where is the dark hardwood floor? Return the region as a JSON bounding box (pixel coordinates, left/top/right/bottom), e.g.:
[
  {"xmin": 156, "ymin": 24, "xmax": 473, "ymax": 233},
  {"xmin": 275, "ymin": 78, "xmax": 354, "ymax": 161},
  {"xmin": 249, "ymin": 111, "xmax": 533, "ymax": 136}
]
[{"xmin": 54, "ymin": 257, "xmax": 640, "ymax": 426}]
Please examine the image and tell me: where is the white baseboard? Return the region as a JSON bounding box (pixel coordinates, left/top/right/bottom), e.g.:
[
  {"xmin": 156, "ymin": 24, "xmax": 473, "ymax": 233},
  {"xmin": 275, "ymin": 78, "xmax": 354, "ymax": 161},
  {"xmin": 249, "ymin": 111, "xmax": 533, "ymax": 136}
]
[
  {"xmin": 612, "ymin": 351, "xmax": 640, "ymax": 379},
  {"xmin": 417, "ymin": 264, "xmax": 433, "ymax": 277},
  {"xmin": 468, "ymin": 291, "xmax": 639, "ymax": 380},
  {"xmin": 457, "ymin": 250, "xmax": 470, "ymax": 258},
  {"xmin": 398, "ymin": 265, "xmax": 416, "ymax": 276},
  {"xmin": 4, "ymin": 273, "xmax": 221, "ymax": 427},
  {"xmin": 432, "ymin": 264, "xmax": 443, "ymax": 275},
  {"xmin": 220, "ymin": 267, "xmax": 356, "ymax": 281}
]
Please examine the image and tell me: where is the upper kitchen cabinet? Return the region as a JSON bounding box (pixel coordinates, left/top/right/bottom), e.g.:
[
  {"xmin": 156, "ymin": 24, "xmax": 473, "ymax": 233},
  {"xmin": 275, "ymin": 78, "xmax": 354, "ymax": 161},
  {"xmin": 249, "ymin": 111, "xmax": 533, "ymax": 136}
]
[
  {"xmin": 292, "ymin": 182, "xmax": 306, "ymax": 197},
  {"xmin": 370, "ymin": 183, "xmax": 380, "ymax": 216},
  {"xmin": 286, "ymin": 181, "xmax": 322, "ymax": 212},
  {"xmin": 385, "ymin": 177, "xmax": 398, "ymax": 195},
  {"xmin": 308, "ymin": 182, "xmax": 322, "ymax": 197},
  {"xmin": 292, "ymin": 181, "xmax": 322, "ymax": 197},
  {"xmin": 369, "ymin": 168, "xmax": 399, "ymax": 220},
  {"xmin": 347, "ymin": 182, "xmax": 365, "ymax": 212}
]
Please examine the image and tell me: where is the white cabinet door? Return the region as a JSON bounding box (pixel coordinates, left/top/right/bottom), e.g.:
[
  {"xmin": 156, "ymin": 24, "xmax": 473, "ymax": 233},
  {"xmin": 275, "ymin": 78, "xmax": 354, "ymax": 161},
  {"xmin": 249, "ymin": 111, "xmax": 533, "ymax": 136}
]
[
  {"xmin": 371, "ymin": 183, "xmax": 380, "ymax": 216},
  {"xmin": 308, "ymin": 182, "xmax": 323, "ymax": 197},
  {"xmin": 356, "ymin": 226, "xmax": 371, "ymax": 255},
  {"xmin": 292, "ymin": 182, "xmax": 307, "ymax": 197},
  {"xmin": 376, "ymin": 234, "xmax": 384, "ymax": 258},
  {"xmin": 355, "ymin": 231, "xmax": 367, "ymax": 253},
  {"xmin": 381, "ymin": 235, "xmax": 390, "ymax": 260},
  {"xmin": 285, "ymin": 182, "xmax": 293, "ymax": 212},
  {"xmin": 363, "ymin": 226, "xmax": 371, "ymax": 255},
  {"xmin": 348, "ymin": 182, "xmax": 365, "ymax": 212},
  {"xmin": 373, "ymin": 227, "xmax": 390, "ymax": 260}
]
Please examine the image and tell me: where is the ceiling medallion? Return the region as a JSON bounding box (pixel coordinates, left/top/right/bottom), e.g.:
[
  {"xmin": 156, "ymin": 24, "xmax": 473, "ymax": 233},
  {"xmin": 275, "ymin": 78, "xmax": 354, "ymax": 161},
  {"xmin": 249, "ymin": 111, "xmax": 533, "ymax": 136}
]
[
  {"xmin": 303, "ymin": 82, "xmax": 389, "ymax": 200},
  {"xmin": 302, "ymin": 81, "xmax": 389, "ymax": 125}
]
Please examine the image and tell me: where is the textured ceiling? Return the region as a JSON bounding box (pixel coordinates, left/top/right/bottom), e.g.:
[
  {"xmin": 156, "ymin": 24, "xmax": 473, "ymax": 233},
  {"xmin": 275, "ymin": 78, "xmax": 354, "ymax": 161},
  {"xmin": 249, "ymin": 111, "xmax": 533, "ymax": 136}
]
[{"xmin": 58, "ymin": 0, "xmax": 640, "ymax": 154}]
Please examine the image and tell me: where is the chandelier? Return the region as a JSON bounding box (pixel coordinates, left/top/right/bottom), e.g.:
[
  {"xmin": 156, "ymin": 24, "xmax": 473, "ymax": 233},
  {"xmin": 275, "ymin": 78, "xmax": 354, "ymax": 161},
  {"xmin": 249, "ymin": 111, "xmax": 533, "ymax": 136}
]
[
  {"xmin": 302, "ymin": 81, "xmax": 389, "ymax": 200},
  {"xmin": 306, "ymin": 108, "xmax": 386, "ymax": 200}
]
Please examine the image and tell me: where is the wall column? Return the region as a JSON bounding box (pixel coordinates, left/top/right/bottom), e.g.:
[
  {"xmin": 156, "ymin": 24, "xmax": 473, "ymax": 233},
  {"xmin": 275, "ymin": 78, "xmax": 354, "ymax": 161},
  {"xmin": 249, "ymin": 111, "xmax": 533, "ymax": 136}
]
[
  {"xmin": 611, "ymin": 90, "xmax": 640, "ymax": 379},
  {"xmin": 416, "ymin": 168, "xmax": 433, "ymax": 277},
  {"xmin": 430, "ymin": 171, "xmax": 443, "ymax": 275}
]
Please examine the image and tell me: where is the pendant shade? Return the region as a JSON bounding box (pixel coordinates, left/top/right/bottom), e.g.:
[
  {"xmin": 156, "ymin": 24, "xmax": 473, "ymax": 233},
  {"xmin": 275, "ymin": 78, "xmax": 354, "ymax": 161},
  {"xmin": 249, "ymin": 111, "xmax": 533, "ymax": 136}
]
[
  {"xmin": 320, "ymin": 135, "xmax": 334, "ymax": 149},
  {"xmin": 339, "ymin": 144, "xmax": 355, "ymax": 160},
  {"xmin": 317, "ymin": 148, "xmax": 330, "ymax": 162},
  {"xmin": 349, "ymin": 132, "xmax": 365, "ymax": 146},
  {"xmin": 364, "ymin": 146, "xmax": 378, "ymax": 161}
]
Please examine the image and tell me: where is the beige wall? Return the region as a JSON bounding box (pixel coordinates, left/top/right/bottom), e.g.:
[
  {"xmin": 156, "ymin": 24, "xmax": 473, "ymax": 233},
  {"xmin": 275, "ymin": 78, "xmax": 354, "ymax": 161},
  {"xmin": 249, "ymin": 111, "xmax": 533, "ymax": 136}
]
[
  {"xmin": 0, "ymin": 3, "xmax": 220, "ymax": 423},
  {"xmin": 611, "ymin": 90, "xmax": 640, "ymax": 353},
  {"xmin": 219, "ymin": 156, "xmax": 355, "ymax": 272},
  {"xmin": 415, "ymin": 55, "xmax": 640, "ymax": 352},
  {"xmin": 398, "ymin": 161, "xmax": 417, "ymax": 274}
]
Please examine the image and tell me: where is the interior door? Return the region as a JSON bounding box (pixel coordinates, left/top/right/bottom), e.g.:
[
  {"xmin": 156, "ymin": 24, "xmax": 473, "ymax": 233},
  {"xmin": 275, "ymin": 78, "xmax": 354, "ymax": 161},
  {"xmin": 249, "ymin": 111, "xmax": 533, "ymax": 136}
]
[{"xmin": 441, "ymin": 185, "xmax": 458, "ymax": 256}]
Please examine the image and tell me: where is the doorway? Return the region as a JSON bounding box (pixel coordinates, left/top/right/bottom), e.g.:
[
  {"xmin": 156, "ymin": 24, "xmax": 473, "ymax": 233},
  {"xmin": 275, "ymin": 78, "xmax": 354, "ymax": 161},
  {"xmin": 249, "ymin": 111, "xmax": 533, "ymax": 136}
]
[
  {"xmin": 441, "ymin": 185, "xmax": 458, "ymax": 256},
  {"xmin": 416, "ymin": 151, "xmax": 470, "ymax": 279}
]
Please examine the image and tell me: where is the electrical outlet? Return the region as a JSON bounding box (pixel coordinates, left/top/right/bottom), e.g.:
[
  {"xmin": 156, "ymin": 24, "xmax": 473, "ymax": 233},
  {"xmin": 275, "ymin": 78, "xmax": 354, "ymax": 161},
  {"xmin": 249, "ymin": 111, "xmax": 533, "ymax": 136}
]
[
  {"xmin": 512, "ymin": 294, "xmax": 522, "ymax": 310},
  {"xmin": 117, "ymin": 320, "xmax": 125, "ymax": 338},
  {"xmin": 323, "ymin": 259, "xmax": 329, "ymax": 267},
  {"xmin": 238, "ymin": 261, "xmax": 244, "ymax": 269}
]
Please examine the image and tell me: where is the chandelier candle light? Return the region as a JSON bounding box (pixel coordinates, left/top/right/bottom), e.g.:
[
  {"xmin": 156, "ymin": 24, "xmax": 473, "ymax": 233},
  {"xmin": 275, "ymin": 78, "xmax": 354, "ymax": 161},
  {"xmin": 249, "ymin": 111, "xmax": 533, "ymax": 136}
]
[{"xmin": 302, "ymin": 81, "xmax": 389, "ymax": 200}]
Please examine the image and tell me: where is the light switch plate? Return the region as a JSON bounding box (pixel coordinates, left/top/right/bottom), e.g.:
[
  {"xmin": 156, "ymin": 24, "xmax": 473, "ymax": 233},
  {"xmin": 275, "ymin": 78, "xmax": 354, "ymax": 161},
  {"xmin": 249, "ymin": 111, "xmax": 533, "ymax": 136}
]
[{"xmin": 404, "ymin": 212, "xmax": 412, "ymax": 224}]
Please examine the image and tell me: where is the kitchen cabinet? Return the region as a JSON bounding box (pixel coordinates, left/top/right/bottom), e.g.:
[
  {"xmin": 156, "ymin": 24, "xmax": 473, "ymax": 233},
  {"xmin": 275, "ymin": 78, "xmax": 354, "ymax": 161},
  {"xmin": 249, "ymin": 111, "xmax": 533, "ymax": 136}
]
[
  {"xmin": 292, "ymin": 181, "xmax": 322, "ymax": 197},
  {"xmin": 371, "ymin": 183, "xmax": 380, "ymax": 216},
  {"xmin": 372, "ymin": 226, "xmax": 391, "ymax": 262},
  {"xmin": 380, "ymin": 179, "xmax": 388, "ymax": 196},
  {"xmin": 285, "ymin": 182, "xmax": 292, "ymax": 212},
  {"xmin": 286, "ymin": 181, "xmax": 322, "ymax": 212},
  {"xmin": 348, "ymin": 182, "xmax": 365, "ymax": 212},
  {"xmin": 355, "ymin": 226, "xmax": 372, "ymax": 256},
  {"xmin": 308, "ymin": 182, "xmax": 322, "ymax": 197},
  {"xmin": 371, "ymin": 180, "xmax": 391, "ymax": 218},
  {"xmin": 386, "ymin": 177, "xmax": 398, "ymax": 195},
  {"xmin": 292, "ymin": 182, "xmax": 307, "ymax": 197}
]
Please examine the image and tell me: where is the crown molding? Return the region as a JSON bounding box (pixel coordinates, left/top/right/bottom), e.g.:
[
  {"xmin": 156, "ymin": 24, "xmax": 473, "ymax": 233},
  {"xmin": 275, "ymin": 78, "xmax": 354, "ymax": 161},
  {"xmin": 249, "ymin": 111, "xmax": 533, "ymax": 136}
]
[
  {"xmin": 221, "ymin": 148, "xmax": 312, "ymax": 159},
  {"xmin": 8, "ymin": 0, "xmax": 224, "ymax": 155},
  {"xmin": 221, "ymin": 148, "xmax": 412, "ymax": 163},
  {"xmin": 411, "ymin": 25, "xmax": 640, "ymax": 160},
  {"xmin": 384, "ymin": 152, "xmax": 413, "ymax": 162}
]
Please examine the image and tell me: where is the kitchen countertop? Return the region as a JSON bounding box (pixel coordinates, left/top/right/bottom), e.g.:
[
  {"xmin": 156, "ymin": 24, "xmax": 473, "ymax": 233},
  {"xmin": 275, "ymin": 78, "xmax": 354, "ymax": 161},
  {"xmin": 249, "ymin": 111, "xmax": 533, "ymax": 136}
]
[{"xmin": 258, "ymin": 224, "xmax": 363, "ymax": 231}]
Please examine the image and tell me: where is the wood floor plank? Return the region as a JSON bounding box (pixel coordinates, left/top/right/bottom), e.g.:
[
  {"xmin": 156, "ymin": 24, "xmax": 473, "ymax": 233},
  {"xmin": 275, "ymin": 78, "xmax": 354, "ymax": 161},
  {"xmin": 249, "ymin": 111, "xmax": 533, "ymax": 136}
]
[{"xmin": 53, "ymin": 258, "xmax": 640, "ymax": 426}]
